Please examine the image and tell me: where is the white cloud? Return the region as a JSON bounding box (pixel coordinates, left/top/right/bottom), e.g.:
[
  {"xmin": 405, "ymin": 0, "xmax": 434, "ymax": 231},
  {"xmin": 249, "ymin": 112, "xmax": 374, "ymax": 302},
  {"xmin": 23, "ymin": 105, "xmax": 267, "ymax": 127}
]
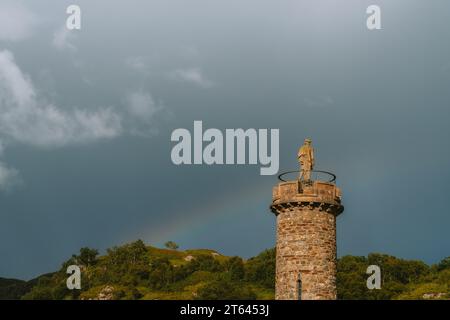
[
  {"xmin": 0, "ymin": 161, "xmax": 20, "ymax": 191},
  {"xmin": 0, "ymin": 139, "xmax": 18, "ymax": 191},
  {"xmin": 52, "ymin": 26, "xmax": 77, "ymax": 51},
  {"xmin": 124, "ymin": 90, "xmax": 167, "ymax": 136},
  {"xmin": 126, "ymin": 91, "xmax": 163, "ymax": 121},
  {"xmin": 0, "ymin": 1, "xmax": 37, "ymax": 42},
  {"xmin": 0, "ymin": 50, "xmax": 170, "ymax": 191},
  {"xmin": 169, "ymin": 68, "xmax": 214, "ymax": 88},
  {"xmin": 0, "ymin": 50, "xmax": 122, "ymax": 148}
]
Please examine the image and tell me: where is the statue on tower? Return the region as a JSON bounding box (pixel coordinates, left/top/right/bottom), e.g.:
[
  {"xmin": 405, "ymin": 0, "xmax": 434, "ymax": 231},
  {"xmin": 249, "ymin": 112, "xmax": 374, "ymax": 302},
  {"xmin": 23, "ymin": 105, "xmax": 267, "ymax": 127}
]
[{"xmin": 298, "ymin": 138, "xmax": 314, "ymax": 182}]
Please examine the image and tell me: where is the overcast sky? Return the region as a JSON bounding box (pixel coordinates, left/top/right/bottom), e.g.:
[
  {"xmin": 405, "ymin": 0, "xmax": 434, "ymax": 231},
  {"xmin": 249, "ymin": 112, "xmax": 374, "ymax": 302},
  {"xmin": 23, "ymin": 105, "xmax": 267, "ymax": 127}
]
[{"xmin": 1, "ymin": 0, "xmax": 450, "ymax": 280}]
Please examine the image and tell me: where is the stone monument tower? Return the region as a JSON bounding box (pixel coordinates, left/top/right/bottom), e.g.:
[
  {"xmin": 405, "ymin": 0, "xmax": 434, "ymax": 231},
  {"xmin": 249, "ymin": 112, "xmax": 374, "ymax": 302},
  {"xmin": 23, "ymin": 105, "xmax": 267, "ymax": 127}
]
[{"xmin": 270, "ymin": 139, "xmax": 344, "ymax": 300}]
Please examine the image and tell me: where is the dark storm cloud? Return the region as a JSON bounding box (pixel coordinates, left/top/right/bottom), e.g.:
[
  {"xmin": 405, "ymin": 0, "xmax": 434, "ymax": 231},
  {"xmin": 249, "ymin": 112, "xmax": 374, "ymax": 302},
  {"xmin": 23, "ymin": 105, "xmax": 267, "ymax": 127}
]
[{"xmin": 0, "ymin": 0, "xmax": 449, "ymax": 279}]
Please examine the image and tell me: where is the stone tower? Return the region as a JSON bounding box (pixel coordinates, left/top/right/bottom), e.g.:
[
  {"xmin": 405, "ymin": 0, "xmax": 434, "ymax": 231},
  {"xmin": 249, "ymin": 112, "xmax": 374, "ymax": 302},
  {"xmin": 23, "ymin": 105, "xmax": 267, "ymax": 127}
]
[{"xmin": 270, "ymin": 145, "xmax": 343, "ymax": 300}]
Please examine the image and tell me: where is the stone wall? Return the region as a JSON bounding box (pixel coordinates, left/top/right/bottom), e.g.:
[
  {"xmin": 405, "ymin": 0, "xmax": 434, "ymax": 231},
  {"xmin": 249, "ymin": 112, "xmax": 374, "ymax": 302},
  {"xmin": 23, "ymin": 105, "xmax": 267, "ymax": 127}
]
[{"xmin": 271, "ymin": 181, "xmax": 343, "ymax": 300}]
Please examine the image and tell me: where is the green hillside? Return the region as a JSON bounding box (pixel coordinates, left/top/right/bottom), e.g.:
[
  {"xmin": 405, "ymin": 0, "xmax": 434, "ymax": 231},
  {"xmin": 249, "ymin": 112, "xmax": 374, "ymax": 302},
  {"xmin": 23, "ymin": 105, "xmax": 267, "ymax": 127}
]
[{"xmin": 0, "ymin": 240, "xmax": 448, "ymax": 300}]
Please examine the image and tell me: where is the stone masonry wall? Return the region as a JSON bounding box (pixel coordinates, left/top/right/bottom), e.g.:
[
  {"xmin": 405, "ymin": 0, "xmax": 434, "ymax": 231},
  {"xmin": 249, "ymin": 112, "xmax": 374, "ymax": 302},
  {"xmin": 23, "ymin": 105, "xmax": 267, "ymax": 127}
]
[{"xmin": 275, "ymin": 207, "xmax": 337, "ymax": 300}]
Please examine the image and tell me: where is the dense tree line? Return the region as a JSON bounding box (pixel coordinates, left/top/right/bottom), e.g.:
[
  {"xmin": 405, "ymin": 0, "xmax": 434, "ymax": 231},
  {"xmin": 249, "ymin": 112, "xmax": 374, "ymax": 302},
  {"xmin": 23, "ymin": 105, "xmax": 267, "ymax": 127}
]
[{"xmin": 1, "ymin": 241, "xmax": 448, "ymax": 300}]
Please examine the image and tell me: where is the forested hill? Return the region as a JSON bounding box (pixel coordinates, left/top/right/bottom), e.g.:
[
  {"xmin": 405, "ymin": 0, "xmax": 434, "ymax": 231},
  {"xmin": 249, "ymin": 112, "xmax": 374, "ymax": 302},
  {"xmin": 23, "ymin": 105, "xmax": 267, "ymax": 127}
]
[{"xmin": 0, "ymin": 240, "xmax": 449, "ymax": 300}]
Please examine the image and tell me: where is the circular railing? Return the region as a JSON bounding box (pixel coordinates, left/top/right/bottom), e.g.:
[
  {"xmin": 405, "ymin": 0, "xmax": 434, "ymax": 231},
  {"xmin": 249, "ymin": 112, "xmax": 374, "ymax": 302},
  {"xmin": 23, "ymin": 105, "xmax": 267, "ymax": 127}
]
[{"xmin": 277, "ymin": 170, "xmax": 336, "ymax": 183}]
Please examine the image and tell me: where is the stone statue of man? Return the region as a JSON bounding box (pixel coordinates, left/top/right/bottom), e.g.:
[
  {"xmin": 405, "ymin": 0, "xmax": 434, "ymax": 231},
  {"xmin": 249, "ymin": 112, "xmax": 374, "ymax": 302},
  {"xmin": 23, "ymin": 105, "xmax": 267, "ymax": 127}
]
[{"xmin": 298, "ymin": 138, "xmax": 314, "ymax": 181}]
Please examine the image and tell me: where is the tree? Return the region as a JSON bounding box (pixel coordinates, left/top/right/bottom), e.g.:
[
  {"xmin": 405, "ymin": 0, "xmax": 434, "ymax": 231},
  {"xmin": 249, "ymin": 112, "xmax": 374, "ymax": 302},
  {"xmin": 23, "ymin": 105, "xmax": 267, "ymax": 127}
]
[
  {"xmin": 78, "ymin": 247, "xmax": 99, "ymax": 266},
  {"xmin": 245, "ymin": 248, "xmax": 275, "ymax": 289},
  {"xmin": 224, "ymin": 257, "xmax": 245, "ymax": 281},
  {"xmin": 165, "ymin": 241, "xmax": 179, "ymax": 250},
  {"xmin": 436, "ymin": 257, "xmax": 450, "ymax": 271},
  {"xmin": 103, "ymin": 240, "xmax": 150, "ymax": 285},
  {"xmin": 337, "ymin": 253, "xmax": 431, "ymax": 300},
  {"xmin": 186, "ymin": 254, "xmax": 223, "ymax": 273},
  {"xmin": 148, "ymin": 258, "xmax": 174, "ymax": 289}
]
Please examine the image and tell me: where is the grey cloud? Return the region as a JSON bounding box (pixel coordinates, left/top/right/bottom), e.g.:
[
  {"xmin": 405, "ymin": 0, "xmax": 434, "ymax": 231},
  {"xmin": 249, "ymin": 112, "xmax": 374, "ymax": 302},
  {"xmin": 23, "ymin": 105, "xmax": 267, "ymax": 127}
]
[
  {"xmin": 0, "ymin": 50, "xmax": 123, "ymax": 148},
  {"xmin": 124, "ymin": 90, "xmax": 168, "ymax": 137},
  {"xmin": 0, "ymin": 1, "xmax": 37, "ymax": 42},
  {"xmin": 0, "ymin": 161, "xmax": 20, "ymax": 191},
  {"xmin": 169, "ymin": 68, "xmax": 215, "ymax": 88},
  {"xmin": 126, "ymin": 91, "xmax": 163, "ymax": 120},
  {"xmin": 52, "ymin": 26, "xmax": 77, "ymax": 52}
]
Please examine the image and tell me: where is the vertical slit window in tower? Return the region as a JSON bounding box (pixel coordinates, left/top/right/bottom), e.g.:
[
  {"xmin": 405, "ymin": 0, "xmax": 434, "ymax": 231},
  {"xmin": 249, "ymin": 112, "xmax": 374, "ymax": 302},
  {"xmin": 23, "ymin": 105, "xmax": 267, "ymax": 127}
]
[{"xmin": 297, "ymin": 273, "xmax": 302, "ymax": 300}]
